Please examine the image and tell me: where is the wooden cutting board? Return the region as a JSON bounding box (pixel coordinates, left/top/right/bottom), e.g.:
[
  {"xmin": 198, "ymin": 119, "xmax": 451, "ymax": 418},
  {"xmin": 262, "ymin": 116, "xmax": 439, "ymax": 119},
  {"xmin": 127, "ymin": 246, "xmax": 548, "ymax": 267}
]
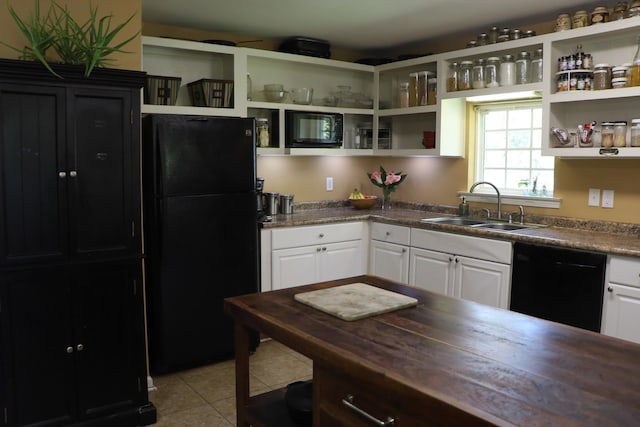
[{"xmin": 294, "ymin": 282, "xmax": 418, "ymax": 321}]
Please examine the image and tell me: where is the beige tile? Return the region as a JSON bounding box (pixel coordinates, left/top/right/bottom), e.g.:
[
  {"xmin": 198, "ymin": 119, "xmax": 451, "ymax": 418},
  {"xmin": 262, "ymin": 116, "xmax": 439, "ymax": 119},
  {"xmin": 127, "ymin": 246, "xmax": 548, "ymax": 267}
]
[
  {"xmin": 178, "ymin": 359, "xmax": 236, "ymax": 384},
  {"xmin": 153, "ymin": 404, "xmax": 233, "ymax": 427},
  {"xmin": 150, "ymin": 375, "xmax": 207, "ymax": 417},
  {"xmin": 210, "ymin": 396, "xmax": 237, "ymax": 425},
  {"xmin": 250, "ymin": 353, "xmax": 313, "ymax": 388}
]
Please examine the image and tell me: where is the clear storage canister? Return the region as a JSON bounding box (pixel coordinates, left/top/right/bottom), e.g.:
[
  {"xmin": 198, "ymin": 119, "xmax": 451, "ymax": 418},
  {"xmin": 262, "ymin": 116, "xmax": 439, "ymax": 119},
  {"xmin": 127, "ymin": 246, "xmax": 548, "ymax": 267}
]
[
  {"xmin": 472, "ymin": 58, "xmax": 486, "ymax": 89},
  {"xmin": 593, "ymin": 64, "xmax": 612, "ymax": 90},
  {"xmin": 614, "ymin": 121, "xmax": 628, "ymax": 147},
  {"xmin": 409, "ymin": 72, "xmax": 419, "ymax": 107},
  {"xmin": 500, "ymin": 54, "xmax": 516, "ymax": 86},
  {"xmin": 427, "ymin": 78, "xmax": 437, "ymax": 105},
  {"xmin": 630, "ymin": 118, "xmax": 640, "ymax": 146},
  {"xmin": 447, "ymin": 62, "xmax": 459, "ymax": 92},
  {"xmin": 399, "ymin": 81, "xmax": 409, "ymax": 108},
  {"xmin": 459, "ymin": 61, "xmax": 473, "ymax": 90},
  {"xmin": 485, "ymin": 57, "xmax": 501, "ymax": 88},
  {"xmin": 516, "ymin": 52, "xmax": 531, "ymax": 85},
  {"xmin": 601, "ymin": 122, "xmax": 615, "ymax": 148},
  {"xmin": 256, "ymin": 118, "xmax": 270, "ymax": 148},
  {"xmin": 531, "ymin": 49, "xmax": 543, "ymax": 83}
]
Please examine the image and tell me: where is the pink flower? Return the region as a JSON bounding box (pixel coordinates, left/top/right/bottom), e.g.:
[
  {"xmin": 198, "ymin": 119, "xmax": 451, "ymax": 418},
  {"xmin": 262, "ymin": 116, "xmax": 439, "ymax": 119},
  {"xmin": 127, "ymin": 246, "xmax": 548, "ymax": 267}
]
[
  {"xmin": 384, "ymin": 173, "xmax": 402, "ymax": 186},
  {"xmin": 370, "ymin": 170, "xmax": 383, "ymax": 184}
]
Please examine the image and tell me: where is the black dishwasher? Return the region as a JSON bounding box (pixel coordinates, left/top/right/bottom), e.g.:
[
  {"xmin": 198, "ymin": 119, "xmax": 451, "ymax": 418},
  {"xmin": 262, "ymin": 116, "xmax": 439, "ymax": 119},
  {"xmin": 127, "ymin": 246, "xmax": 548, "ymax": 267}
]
[{"xmin": 510, "ymin": 242, "xmax": 606, "ymax": 332}]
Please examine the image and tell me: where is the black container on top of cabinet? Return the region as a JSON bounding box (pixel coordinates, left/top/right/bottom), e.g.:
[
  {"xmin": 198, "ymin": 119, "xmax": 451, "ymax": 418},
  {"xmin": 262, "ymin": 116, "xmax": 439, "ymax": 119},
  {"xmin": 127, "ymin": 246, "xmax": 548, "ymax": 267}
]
[{"xmin": 0, "ymin": 59, "xmax": 155, "ymax": 427}]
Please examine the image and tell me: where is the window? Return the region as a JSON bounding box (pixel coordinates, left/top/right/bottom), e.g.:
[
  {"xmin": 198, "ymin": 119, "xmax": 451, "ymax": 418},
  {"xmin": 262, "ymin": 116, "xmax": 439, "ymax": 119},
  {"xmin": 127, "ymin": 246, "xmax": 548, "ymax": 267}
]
[{"xmin": 475, "ymin": 102, "xmax": 553, "ymax": 197}]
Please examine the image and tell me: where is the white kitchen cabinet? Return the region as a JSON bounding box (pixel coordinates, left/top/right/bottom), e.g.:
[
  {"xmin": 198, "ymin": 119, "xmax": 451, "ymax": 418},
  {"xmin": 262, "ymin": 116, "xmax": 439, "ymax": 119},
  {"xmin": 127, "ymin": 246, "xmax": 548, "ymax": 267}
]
[
  {"xmin": 409, "ymin": 228, "xmax": 512, "ymax": 309},
  {"xmin": 602, "ymin": 255, "xmax": 640, "ymax": 344},
  {"xmin": 369, "ymin": 223, "xmax": 410, "ymax": 283},
  {"xmin": 269, "ymin": 222, "xmax": 368, "ymax": 290}
]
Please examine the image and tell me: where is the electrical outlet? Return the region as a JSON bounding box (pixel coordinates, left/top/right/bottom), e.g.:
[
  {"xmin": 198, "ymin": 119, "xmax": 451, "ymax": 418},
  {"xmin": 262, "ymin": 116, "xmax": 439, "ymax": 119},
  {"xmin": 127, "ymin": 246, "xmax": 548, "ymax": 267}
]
[
  {"xmin": 588, "ymin": 188, "xmax": 600, "ymax": 207},
  {"xmin": 326, "ymin": 177, "xmax": 333, "ymax": 191},
  {"xmin": 602, "ymin": 189, "xmax": 614, "ymax": 208}
]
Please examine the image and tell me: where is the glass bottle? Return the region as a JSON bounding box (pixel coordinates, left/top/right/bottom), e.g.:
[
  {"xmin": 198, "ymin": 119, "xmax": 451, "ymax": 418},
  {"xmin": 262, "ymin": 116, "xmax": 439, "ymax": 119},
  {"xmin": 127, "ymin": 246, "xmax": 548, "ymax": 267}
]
[
  {"xmin": 488, "ymin": 26, "xmax": 499, "ymax": 44},
  {"xmin": 447, "ymin": 62, "xmax": 459, "ymax": 92},
  {"xmin": 472, "ymin": 58, "xmax": 486, "ymax": 89},
  {"xmin": 630, "ymin": 34, "xmax": 640, "ymax": 87},
  {"xmin": 485, "ymin": 57, "xmax": 501, "ymax": 88},
  {"xmin": 459, "ymin": 61, "xmax": 473, "ymax": 90},
  {"xmin": 500, "ymin": 54, "xmax": 516, "ymax": 86},
  {"xmin": 531, "ymin": 49, "xmax": 543, "ymax": 83},
  {"xmin": 408, "ymin": 72, "xmax": 419, "ymax": 107}
]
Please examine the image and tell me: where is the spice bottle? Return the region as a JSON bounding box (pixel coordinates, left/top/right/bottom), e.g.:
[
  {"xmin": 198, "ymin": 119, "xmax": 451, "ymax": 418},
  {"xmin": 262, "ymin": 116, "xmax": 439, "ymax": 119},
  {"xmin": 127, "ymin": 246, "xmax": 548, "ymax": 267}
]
[
  {"xmin": 531, "ymin": 49, "xmax": 543, "ymax": 83},
  {"xmin": 447, "ymin": 62, "xmax": 459, "ymax": 92},
  {"xmin": 516, "ymin": 51, "xmax": 531, "ymax": 85},
  {"xmin": 488, "ymin": 26, "xmax": 499, "ymax": 44},
  {"xmin": 256, "ymin": 118, "xmax": 270, "ymax": 148},
  {"xmin": 593, "ymin": 64, "xmax": 612, "ymax": 90},
  {"xmin": 459, "ymin": 61, "xmax": 473, "ymax": 90},
  {"xmin": 485, "ymin": 57, "xmax": 501, "ymax": 88},
  {"xmin": 399, "ymin": 82, "xmax": 410, "ymax": 108},
  {"xmin": 472, "ymin": 58, "xmax": 486, "ymax": 89},
  {"xmin": 500, "ymin": 54, "xmax": 516, "ymax": 86}
]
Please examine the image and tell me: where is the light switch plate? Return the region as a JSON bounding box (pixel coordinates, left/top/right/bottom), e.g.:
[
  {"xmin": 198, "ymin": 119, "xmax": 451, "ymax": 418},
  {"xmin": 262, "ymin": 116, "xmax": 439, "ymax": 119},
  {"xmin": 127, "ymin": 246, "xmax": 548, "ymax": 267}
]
[
  {"xmin": 602, "ymin": 189, "xmax": 614, "ymax": 208},
  {"xmin": 588, "ymin": 188, "xmax": 600, "ymax": 207}
]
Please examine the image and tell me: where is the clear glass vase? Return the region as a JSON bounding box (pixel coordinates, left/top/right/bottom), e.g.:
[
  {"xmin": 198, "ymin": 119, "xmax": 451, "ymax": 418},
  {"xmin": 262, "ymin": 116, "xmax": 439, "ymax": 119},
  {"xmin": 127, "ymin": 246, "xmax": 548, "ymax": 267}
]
[{"xmin": 381, "ymin": 188, "xmax": 392, "ymax": 210}]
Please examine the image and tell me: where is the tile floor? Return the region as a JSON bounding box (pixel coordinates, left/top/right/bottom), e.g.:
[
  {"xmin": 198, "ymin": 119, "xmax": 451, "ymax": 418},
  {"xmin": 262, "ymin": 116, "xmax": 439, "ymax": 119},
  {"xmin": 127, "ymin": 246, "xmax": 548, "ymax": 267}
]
[{"xmin": 149, "ymin": 339, "xmax": 313, "ymax": 426}]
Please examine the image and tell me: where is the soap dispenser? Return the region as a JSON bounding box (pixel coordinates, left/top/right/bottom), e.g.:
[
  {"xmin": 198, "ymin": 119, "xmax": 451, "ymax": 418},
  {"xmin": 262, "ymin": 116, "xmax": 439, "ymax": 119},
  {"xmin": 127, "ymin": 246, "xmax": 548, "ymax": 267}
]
[{"xmin": 458, "ymin": 196, "xmax": 469, "ymax": 216}]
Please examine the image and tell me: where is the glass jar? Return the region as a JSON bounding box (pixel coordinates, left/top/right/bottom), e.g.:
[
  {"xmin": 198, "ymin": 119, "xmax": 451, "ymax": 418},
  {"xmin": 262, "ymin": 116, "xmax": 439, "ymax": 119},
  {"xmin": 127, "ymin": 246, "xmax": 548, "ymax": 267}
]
[
  {"xmin": 427, "ymin": 78, "xmax": 437, "ymax": 105},
  {"xmin": 408, "ymin": 72, "xmax": 419, "ymax": 107},
  {"xmin": 476, "ymin": 33, "xmax": 488, "ymax": 46},
  {"xmin": 459, "ymin": 61, "xmax": 473, "ymax": 90},
  {"xmin": 556, "ymin": 13, "xmax": 571, "ymax": 31},
  {"xmin": 256, "ymin": 118, "xmax": 270, "ymax": 148},
  {"xmin": 466, "ymin": 40, "xmax": 478, "ymax": 48},
  {"xmin": 510, "ymin": 29, "xmax": 522, "ymax": 40},
  {"xmin": 472, "ymin": 58, "xmax": 486, "ymax": 89},
  {"xmin": 630, "ymin": 118, "xmax": 640, "ymax": 146},
  {"xmin": 447, "ymin": 62, "xmax": 459, "ymax": 92},
  {"xmin": 614, "ymin": 121, "xmax": 628, "ymax": 147},
  {"xmin": 418, "ymin": 71, "xmax": 429, "ymax": 106},
  {"xmin": 593, "ymin": 64, "xmax": 612, "ymax": 90},
  {"xmin": 485, "ymin": 57, "xmax": 501, "ymax": 88},
  {"xmin": 630, "ymin": 34, "xmax": 640, "ymax": 86},
  {"xmin": 583, "ymin": 54, "xmax": 593, "ymax": 70},
  {"xmin": 612, "ymin": 1, "xmax": 628, "ymax": 20},
  {"xmin": 488, "ymin": 26, "xmax": 499, "ymax": 44},
  {"xmin": 612, "ymin": 77, "xmax": 628, "ymax": 88},
  {"xmin": 601, "ymin": 122, "xmax": 615, "ymax": 147},
  {"xmin": 591, "ymin": 6, "xmax": 610, "ymax": 24},
  {"xmin": 500, "ymin": 55, "xmax": 516, "ymax": 86},
  {"xmin": 516, "ymin": 51, "xmax": 531, "ymax": 85},
  {"xmin": 399, "ymin": 82, "xmax": 409, "ymax": 108},
  {"xmin": 557, "ymin": 73, "xmax": 569, "ymax": 92},
  {"xmin": 531, "ymin": 49, "xmax": 543, "ymax": 83},
  {"xmin": 629, "ymin": 1, "xmax": 640, "ymax": 16},
  {"xmin": 572, "ymin": 10, "xmax": 589, "ymax": 28}
]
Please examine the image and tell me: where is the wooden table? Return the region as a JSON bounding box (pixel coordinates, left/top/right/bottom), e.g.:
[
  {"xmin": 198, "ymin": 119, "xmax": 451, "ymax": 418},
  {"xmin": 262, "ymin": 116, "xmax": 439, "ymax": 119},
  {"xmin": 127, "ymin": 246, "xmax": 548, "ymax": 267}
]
[{"xmin": 224, "ymin": 275, "xmax": 640, "ymax": 426}]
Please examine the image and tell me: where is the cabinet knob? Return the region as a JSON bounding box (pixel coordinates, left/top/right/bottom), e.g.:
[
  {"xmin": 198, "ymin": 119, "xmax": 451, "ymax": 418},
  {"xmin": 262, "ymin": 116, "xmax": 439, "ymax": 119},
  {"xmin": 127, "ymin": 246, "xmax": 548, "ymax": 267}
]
[
  {"xmin": 58, "ymin": 171, "xmax": 67, "ymax": 178},
  {"xmin": 608, "ymin": 286, "xmax": 614, "ymax": 292},
  {"xmin": 322, "ymin": 247, "xmax": 327, "ymax": 251},
  {"xmin": 385, "ymin": 231, "xmax": 391, "ymax": 236},
  {"xmin": 76, "ymin": 344, "xmax": 84, "ymax": 351},
  {"xmin": 66, "ymin": 346, "xmax": 73, "ymax": 354},
  {"xmin": 401, "ymin": 248, "xmax": 407, "ymax": 253},
  {"xmin": 69, "ymin": 170, "xmax": 77, "ymax": 178},
  {"xmin": 319, "ymin": 233, "xmax": 324, "ymax": 238},
  {"xmin": 448, "ymin": 256, "xmax": 453, "ymax": 262},
  {"xmin": 316, "ymin": 247, "xmax": 322, "ymax": 252},
  {"xmin": 454, "ymin": 257, "xmax": 459, "ymax": 263}
]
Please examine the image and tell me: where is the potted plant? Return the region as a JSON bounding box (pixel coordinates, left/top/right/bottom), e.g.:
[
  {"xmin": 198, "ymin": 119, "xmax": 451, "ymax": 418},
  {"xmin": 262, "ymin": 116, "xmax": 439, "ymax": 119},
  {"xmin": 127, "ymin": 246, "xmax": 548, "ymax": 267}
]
[{"xmin": 2, "ymin": 0, "xmax": 139, "ymax": 78}]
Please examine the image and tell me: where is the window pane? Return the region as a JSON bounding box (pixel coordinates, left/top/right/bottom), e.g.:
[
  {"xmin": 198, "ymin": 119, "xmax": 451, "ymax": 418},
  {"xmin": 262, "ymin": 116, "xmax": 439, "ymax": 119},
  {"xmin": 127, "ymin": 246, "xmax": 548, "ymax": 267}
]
[
  {"xmin": 507, "ymin": 150, "xmax": 530, "ymax": 168},
  {"xmin": 508, "ymin": 109, "xmax": 531, "ymax": 128},
  {"xmin": 485, "ymin": 130, "xmax": 506, "ymax": 149},
  {"xmin": 485, "ymin": 111, "xmax": 506, "ymax": 130},
  {"xmin": 485, "ymin": 150, "xmax": 505, "ymax": 168},
  {"xmin": 532, "ymin": 150, "xmax": 554, "ymax": 168},
  {"xmin": 506, "ymin": 170, "xmax": 531, "ymax": 189},
  {"xmin": 537, "ymin": 171, "xmax": 554, "ymax": 192},
  {"xmin": 507, "ymin": 130, "xmax": 531, "ymax": 148},
  {"xmin": 483, "ymin": 170, "xmax": 505, "ymax": 187},
  {"xmin": 531, "ymin": 129, "xmax": 541, "ymax": 148},
  {"xmin": 532, "ymin": 108, "xmax": 542, "ymax": 126}
]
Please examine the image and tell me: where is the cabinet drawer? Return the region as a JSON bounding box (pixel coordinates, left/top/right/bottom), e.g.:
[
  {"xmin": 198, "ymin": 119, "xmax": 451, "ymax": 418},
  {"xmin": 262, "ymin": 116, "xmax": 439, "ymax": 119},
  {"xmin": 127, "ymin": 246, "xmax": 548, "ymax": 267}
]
[
  {"xmin": 608, "ymin": 256, "xmax": 640, "ymax": 287},
  {"xmin": 410, "ymin": 228, "xmax": 512, "ymax": 264},
  {"xmin": 271, "ymin": 222, "xmax": 365, "ymax": 250},
  {"xmin": 371, "ymin": 222, "xmax": 410, "ymax": 246}
]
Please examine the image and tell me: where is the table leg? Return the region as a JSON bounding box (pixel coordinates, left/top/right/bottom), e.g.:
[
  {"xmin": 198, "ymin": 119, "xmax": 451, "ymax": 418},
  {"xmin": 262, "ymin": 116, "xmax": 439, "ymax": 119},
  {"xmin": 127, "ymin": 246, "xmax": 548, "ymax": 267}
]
[{"xmin": 234, "ymin": 322, "xmax": 250, "ymax": 427}]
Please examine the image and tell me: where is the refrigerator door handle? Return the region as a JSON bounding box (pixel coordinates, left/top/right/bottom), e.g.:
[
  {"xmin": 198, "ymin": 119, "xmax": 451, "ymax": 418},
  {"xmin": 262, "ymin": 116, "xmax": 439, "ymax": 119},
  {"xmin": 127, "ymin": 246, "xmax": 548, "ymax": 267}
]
[{"xmin": 187, "ymin": 117, "xmax": 209, "ymax": 122}]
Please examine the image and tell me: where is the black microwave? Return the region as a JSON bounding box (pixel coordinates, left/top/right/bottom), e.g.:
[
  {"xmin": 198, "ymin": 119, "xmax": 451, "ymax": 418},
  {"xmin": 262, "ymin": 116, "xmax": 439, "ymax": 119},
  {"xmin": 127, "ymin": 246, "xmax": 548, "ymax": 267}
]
[{"xmin": 285, "ymin": 110, "xmax": 343, "ymax": 148}]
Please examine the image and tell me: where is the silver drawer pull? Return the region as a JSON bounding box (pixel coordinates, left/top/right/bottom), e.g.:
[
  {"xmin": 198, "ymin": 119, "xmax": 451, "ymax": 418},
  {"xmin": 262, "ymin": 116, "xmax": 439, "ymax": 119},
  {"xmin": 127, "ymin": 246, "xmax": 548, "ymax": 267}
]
[{"xmin": 342, "ymin": 394, "xmax": 395, "ymax": 426}]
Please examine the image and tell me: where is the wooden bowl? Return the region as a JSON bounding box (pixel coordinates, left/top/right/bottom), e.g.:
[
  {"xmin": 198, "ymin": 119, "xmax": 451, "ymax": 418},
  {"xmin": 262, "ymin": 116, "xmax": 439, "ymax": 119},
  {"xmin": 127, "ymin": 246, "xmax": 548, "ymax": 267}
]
[{"xmin": 349, "ymin": 196, "xmax": 378, "ymax": 209}]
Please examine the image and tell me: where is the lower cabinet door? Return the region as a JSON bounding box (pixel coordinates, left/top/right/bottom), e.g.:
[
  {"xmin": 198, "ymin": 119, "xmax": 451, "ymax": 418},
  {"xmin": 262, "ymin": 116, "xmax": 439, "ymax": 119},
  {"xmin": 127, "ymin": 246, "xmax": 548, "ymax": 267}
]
[
  {"xmin": 455, "ymin": 256, "xmax": 511, "ymax": 309},
  {"xmin": 408, "ymin": 247, "xmax": 453, "ymax": 296},
  {"xmin": 272, "ymin": 246, "xmax": 319, "ymax": 289},
  {"xmin": 320, "ymin": 240, "xmax": 365, "ymax": 282},
  {"xmin": 1, "ymin": 267, "xmax": 76, "ymax": 427},
  {"xmin": 369, "ymin": 240, "xmax": 409, "ymax": 283},
  {"xmin": 602, "ymin": 283, "xmax": 640, "ymax": 344}
]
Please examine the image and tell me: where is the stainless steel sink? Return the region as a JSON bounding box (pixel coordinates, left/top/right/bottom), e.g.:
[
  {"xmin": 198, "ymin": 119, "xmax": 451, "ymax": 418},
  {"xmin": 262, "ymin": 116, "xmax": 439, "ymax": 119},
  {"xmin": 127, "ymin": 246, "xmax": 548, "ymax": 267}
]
[
  {"xmin": 421, "ymin": 216, "xmax": 543, "ymax": 232},
  {"xmin": 421, "ymin": 217, "xmax": 486, "ymax": 226}
]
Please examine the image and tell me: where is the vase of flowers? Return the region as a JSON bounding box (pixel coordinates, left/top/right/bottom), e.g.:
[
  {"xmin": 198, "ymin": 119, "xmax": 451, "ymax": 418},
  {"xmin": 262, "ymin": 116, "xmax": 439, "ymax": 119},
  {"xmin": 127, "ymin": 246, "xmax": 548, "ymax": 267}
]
[{"xmin": 367, "ymin": 166, "xmax": 407, "ymax": 210}]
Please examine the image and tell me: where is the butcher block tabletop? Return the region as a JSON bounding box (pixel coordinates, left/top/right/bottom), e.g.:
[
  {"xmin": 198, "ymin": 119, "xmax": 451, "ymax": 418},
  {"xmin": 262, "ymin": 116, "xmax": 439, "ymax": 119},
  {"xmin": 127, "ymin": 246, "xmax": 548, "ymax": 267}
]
[{"xmin": 224, "ymin": 275, "xmax": 640, "ymax": 426}]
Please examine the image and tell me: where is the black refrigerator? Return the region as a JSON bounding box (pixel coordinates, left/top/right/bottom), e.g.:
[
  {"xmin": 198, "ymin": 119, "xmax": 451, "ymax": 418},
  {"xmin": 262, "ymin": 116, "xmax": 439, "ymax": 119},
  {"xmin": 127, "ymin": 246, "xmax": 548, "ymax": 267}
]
[{"xmin": 142, "ymin": 115, "xmax": 259, "ymax": 374}]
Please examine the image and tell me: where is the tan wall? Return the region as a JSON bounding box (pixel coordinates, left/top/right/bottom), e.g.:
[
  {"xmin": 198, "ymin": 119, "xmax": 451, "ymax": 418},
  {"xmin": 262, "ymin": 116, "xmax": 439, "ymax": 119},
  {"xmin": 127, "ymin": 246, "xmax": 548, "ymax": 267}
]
[{"xmin": 0, "ymin": 0, "xmax": 142, "ymax": 70}]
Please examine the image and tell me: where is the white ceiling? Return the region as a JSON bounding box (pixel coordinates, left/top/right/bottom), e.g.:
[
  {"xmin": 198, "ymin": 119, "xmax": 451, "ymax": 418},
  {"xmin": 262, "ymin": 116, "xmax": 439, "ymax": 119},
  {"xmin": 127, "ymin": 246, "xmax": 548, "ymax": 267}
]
[{"xmin": 142, "ymin": 0, "xmax": 598, "ymax": 53}]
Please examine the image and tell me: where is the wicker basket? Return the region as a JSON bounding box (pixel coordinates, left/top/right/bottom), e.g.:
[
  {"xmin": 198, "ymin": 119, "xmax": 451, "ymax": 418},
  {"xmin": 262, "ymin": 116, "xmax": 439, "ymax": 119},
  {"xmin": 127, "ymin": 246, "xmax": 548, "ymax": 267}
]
[
  {"xmin": 144, "ymin": 75, "xmax": 181, "ymax": 105},
  {"xmin": 187, "ymin": 79, "xmax": 234, "ymax": 108}
]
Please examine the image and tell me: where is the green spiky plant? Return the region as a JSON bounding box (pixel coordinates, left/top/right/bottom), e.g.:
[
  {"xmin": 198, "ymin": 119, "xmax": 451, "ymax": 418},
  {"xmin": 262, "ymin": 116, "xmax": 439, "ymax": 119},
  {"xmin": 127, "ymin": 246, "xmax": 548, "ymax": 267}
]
[{"xmin": 3, "ymin": 0, "xmax": 139, "ymax": 78}]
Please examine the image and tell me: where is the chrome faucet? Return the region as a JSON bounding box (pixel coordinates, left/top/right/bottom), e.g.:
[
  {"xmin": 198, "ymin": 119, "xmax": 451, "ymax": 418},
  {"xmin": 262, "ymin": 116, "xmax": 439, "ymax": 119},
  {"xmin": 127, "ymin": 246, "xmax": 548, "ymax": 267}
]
[
  {"xmin": 508, "ymin": 205, "xmax": 525, "ymax": 224},
  {"xmin": 469, "ymin": 181, "xmax": 502, "ymax": 220}
]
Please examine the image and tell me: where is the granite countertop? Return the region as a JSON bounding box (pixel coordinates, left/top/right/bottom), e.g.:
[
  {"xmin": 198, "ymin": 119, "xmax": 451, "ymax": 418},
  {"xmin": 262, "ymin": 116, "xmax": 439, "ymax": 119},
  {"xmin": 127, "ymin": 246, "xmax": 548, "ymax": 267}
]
[{"xmin": 261, "ymin": 202, "xmax": 640, "ymax": 258}]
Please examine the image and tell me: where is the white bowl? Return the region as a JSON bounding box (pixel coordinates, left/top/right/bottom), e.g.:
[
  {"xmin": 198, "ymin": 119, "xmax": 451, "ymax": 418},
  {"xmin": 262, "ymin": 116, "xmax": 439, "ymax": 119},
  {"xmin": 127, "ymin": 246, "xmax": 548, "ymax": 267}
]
[{"xmin": 264, "ymin": 90, "xmax": 287, "ymax": 102}]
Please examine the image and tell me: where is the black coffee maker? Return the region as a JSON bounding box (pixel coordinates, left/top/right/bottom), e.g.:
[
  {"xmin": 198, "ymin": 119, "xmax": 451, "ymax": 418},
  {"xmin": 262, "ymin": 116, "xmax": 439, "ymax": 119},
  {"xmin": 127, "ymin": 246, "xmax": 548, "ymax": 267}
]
[{"xmin": 256, "ymin": 177, "xmax": 265, "ymax": 217}]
